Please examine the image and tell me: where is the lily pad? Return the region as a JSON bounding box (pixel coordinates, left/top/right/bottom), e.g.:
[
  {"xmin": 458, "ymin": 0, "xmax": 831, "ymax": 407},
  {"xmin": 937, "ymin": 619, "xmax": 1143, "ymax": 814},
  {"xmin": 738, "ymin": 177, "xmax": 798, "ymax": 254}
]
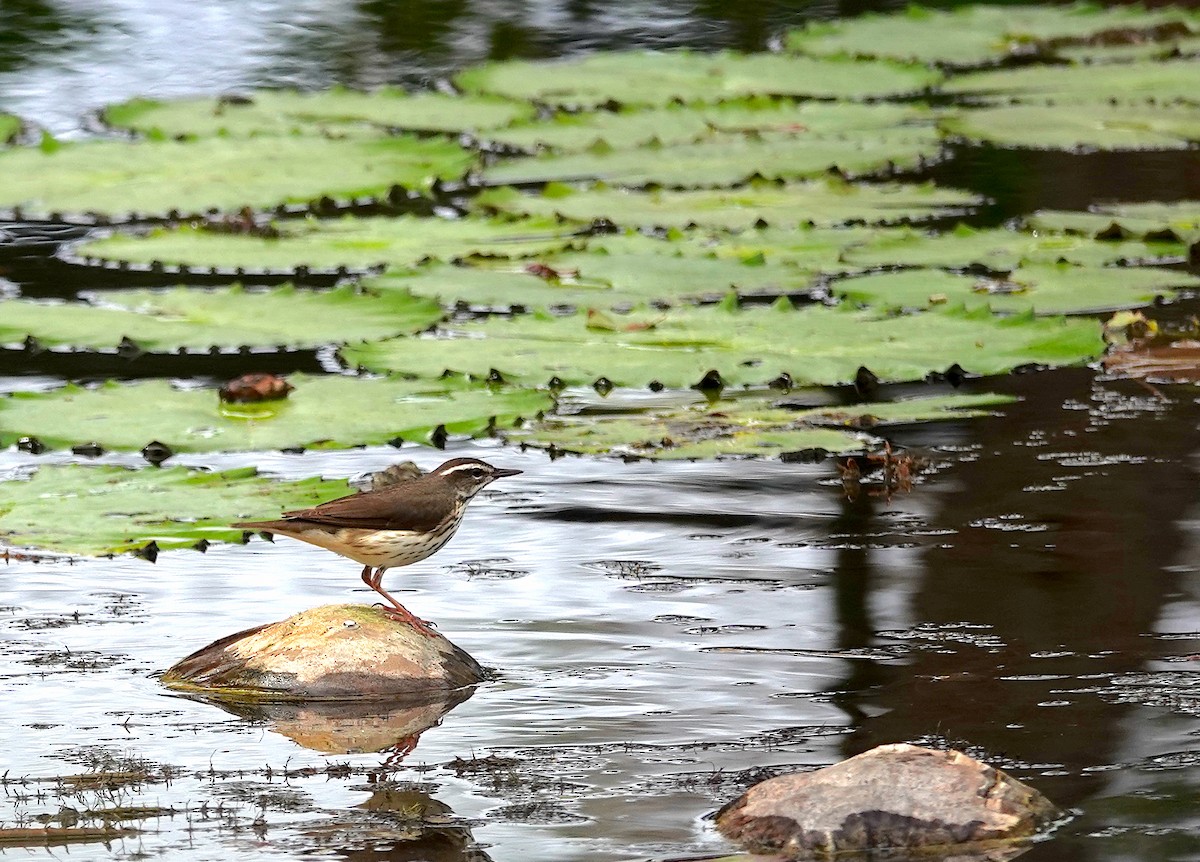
[
  {"xmin": 784, "ymin": 4, "xmax": 1200, "ymax": 67},
  {"xmin": 1055, "ymin": 35, "xmax": 1200, "ymax": 65},
  {"xmin": 455, "ymin": 50, "xmax": 940, "ymax": 107},
  {"xmin": 342, "ymin": 300, "xmax": 1102, "ymax": 389},
  {"xmin": 0, "ymin": 134, "xmax": 474, "ymax": 220},
  {"xmin": 0, "ymin": 465, "xmax": 352, "ymax": 555},
  {"xmin": 474, "ymin": 181, "xmax": 981, "ymax": 231},
  {"xmin": 364, "ymin": 244, "xmax": 812, "ymax": 310},
  {"xmin": 486, "ymin": 100, "xmax": 937, "ymax": 154},
  {"xmin": 0, "ymin": 284, "xmax": 443, "ymax": 351},
  {"xmin": 940, "ymin": 103, "xmax": 1200, "ymax": 150},
  {"xmin": 1029, "ymin": 202, "xmax": 1200, "ymax": 238},
  {"xmin": 944, "ymin": 57, "xmax": 1200, "ymax": 104},
  {"xmin": 831, "ymin": 264, "xmax": 1199, "ymax": 315},
  {"xmin": 506, "ymin": 391, "xmax": 1017, "ymax": 459},
  {"xmin": 0, "ymin": 375, "xmax": 552, "ymax": 454},
  {"xmin": 0, "ymin": 113, "xmax": 19, "ymax": 144},
  {"xmin": 842, "ymin": 223, "xmax": 1191, "ymax": 269},
  {"xmin": 483, "ymin": 128, "xmax": 941, "ymax": 188},
  {"xmin": 103, "ymin": 89, "xmax": 535, "ymax": 138},
  {"xmin": 73, "ymin": 215, "xmax": 583, "ymax": 273}
]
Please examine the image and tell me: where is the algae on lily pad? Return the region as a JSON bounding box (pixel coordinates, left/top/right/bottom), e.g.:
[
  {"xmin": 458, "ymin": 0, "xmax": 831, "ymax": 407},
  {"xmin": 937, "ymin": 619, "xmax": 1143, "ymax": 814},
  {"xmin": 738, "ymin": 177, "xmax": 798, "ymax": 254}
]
[
  {"xmin": 941, "ymin": 103, "xmax": 1200, "ymax": 150},
  {"xmin": 831, "ymin": 264, "xmax": 1199, "ymax": 315},
  {"xmin": 506, "ymin": 391, "xmax": 1016, "ymax": 459},
  {"xmin": 483, "ymin": 128, "xmax": 941, "ymax": 188},
  {"xmin": 74, "ymin": 215, "xmax": 583, "ymax": 273},
  {"xmin": 0, "ymin": 284, "xmax": 442, "ymax": 351},
  {"xmin": 342, "ymin": 299, "xmax": 1102, "ymax": 389},
  {"xmin": 0, "ymin": 465, "xmax": 353, "ymax": 556},
  {"xmin": 0, "ymin": 374, "xmax": 552, "ymax": 454},
  {"xmin": 842, "ymin": 223, "xmax": 1191, "ymax": 270},
  {"xmin": 486, "ymin": 100, "xmax": 935, "ymax": 154},
  {"xmin": 103, "ymin": 89, "xmax": 535, "ymax": 139},
  {"xmin": 455, "ymin": 50, "xmax": 940, "ymax": 107},
  {"xmin": 474, "ymin": 181, "xmax": 981, "ymax": 231},
  {"xmin": 0, "ymin": 134, "xmax": 474, "ymax": 220},
  {"xmin": 784, "ymin": 3, "xmax": 1200, "ymax": 67}
]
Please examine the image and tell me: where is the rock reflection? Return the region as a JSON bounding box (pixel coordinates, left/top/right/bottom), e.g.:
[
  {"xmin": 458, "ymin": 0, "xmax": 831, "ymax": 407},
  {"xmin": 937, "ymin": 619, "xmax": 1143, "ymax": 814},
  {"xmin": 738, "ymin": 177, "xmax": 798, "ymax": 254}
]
[{"xmin": 185, "ymin": 687, "xmax": 476, "ymax": 758}]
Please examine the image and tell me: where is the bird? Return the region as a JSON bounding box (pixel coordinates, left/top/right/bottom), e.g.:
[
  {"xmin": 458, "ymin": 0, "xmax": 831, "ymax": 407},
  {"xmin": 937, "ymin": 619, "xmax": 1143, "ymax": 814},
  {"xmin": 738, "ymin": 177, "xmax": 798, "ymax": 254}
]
[{"xmin": 234, "ymin": 457, "xmax": 522, "ymax": 636}]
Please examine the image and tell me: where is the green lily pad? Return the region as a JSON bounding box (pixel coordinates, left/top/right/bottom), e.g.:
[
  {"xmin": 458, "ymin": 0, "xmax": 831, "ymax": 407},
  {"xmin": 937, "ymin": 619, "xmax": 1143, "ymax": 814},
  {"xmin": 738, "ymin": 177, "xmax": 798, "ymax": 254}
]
[
  {"xmin": 842, "ymin": 223, "xmax": 1191, "ymax": 269},
  {"xmin": 486, "ymin": 100, "xmax": 936, "ymax": 154},
  {"xmin": 0, "ymin": 465, "xmax": 352, "ymax": 555},
  {"xmin": 455, "ymin": 50, "xmax": 940, "ymax": 107},
  {"xmin": 0, "ymin": 375, "xmax": 552, "ymax": 454},
  {"xmin": 944, "ymin": 57, "xmax": 1200, "ymax": 104},
  {"xmin": 342, "ymin": 300, "xmax": 1102, "ymax": 389},
  {"xmin": 0, "ymin": 134, "xmax": 474, "ymax": 220},
  {"xmin": 0, "ymin": 113, "xmax": 19, "ymax": 144},
  {"xmin": 1055, "ymin": 35, "xmax": 1200, "ymax": 65},
  {"xmin": 831, "ymin": 263, "xmax": 1199, "ymax": 315},
  {"xmin": 103, "ymin": 89, "xmax": 535, "ymax": 138},
  {"xmin": 364, "ymin": 242, "xmax": 812, "ymax": 310},
  {"xmin": 506, "ymin": 391, "xmax": 1017, "ymax": 459},
  {"xmin": 73, "ymin": 215, "xmax": 583, "ymax": 272},
  {"xmin": 940, "ymin": 103, "xmax": 1200, "ymax": 150},
  {"xmin": 474, "ymin": 181, "xmax": 981, "ymax": 231},
  {"xmin": 784, "ymin": 4, "xmax": 1200, "ymax": 67},
  {"xmin": 483, "ymin": 128, "xmax": 941, "ymax": 188},
  {"xmin": 0, "ymin": 284, "xmax": 442, "ymax": 351},
  {"xmin": 1029, "ymin": 202, "xmax": 1200, "ymax": 238}
]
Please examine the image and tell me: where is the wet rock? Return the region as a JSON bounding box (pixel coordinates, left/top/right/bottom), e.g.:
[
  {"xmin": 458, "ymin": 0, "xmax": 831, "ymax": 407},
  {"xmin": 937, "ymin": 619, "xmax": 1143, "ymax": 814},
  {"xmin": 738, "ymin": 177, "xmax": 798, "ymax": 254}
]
[
  {"xmin": 715, "ymin": 743, "xmax": 1062, "ymax": 861},
  {"xmin": 161, "ymin": 604, "xmax": 487, "ymax": 701}
]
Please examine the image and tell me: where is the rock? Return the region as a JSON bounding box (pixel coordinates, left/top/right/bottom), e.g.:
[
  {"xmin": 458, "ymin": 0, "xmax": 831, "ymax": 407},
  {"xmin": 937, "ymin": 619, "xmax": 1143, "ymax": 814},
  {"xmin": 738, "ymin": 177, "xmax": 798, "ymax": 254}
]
[
  {"xmin": 161, "ymin": 604, "xmax": 487, "ymax": 701},
  {"xmin": 715, "ymin": 743, "xmax": 1063, "ymax": 861}
]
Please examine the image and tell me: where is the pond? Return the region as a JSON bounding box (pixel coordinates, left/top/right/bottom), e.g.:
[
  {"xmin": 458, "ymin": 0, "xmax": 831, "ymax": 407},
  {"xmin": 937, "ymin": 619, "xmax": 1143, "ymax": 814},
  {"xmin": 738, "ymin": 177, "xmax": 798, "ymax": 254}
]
[{"xmin": 2, "ymin": 2, "xmax": 1200, "ymax": 861}]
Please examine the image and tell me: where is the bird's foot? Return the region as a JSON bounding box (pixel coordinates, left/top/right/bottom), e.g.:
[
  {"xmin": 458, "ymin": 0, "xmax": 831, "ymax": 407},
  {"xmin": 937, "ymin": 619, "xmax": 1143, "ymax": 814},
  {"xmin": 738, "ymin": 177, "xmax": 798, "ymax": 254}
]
[{"xmin": 374, "ymin": 602, "xmax": 439, "ymax": 637}]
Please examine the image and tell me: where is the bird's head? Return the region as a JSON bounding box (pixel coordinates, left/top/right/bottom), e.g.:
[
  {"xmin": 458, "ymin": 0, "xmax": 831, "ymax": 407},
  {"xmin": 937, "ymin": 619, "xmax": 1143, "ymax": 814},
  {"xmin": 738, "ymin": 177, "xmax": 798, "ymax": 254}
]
[{"xmin": 431, "ymin": 457, "xmax": 522, "ymax": 500}]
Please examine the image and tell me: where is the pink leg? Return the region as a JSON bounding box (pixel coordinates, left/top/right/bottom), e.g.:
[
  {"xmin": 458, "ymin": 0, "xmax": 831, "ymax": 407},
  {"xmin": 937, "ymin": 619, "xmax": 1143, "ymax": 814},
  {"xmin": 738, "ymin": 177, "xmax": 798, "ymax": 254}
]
[{"xmin": 361, "ymin": 566, "xmax": 438, "ymax": 637}]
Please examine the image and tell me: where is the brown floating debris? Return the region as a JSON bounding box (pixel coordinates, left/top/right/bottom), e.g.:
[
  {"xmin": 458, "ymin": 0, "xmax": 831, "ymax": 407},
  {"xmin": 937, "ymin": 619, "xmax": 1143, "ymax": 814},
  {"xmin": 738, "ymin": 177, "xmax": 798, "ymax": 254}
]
[
  {"xmin": 1102, "ymin": 311, "xmax": 1200, "ymax": 384},
  {"xmin": 218, "ymin": 372, "xmax": 295, "ymax": 403}
]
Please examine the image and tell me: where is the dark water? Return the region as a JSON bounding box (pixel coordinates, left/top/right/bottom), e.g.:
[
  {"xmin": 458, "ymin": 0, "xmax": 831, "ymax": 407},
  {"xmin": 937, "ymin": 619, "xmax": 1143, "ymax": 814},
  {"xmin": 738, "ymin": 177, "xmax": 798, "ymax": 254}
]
[{"xmin": 3, "ymin": 2, "xmax": 1200, "ymax": 861}]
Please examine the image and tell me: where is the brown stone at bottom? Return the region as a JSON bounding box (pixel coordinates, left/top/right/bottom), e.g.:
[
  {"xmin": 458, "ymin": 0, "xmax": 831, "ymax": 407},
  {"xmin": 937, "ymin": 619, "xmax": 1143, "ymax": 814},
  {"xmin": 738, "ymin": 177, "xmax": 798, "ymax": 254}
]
[{"xmin": 715, "ymin": 743, "xmax": 1063, "ymax": 860}]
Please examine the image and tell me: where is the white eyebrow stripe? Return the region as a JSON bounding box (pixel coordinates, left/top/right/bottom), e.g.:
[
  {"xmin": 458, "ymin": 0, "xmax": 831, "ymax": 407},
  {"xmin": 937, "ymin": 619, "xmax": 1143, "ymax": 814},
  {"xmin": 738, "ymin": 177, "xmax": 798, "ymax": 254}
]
[{"xmin": 440, "ymin": 463, "xmax": 485, "ymax": 475}]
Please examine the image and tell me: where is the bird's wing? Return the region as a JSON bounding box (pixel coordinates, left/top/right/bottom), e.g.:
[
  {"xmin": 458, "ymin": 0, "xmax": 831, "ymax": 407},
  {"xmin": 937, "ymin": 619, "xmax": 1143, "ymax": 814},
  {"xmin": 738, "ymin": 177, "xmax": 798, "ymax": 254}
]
[{"xmin": 279, "ymin": 486, "xmax": 450, "ymax": 532}]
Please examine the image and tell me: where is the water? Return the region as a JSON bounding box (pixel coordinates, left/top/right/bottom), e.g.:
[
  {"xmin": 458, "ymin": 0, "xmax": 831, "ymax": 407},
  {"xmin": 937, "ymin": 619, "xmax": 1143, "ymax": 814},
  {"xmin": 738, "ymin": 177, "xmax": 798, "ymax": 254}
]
[{"xmin": 3, "ymin": 2, "xmax": 1200, "ymax": 861}]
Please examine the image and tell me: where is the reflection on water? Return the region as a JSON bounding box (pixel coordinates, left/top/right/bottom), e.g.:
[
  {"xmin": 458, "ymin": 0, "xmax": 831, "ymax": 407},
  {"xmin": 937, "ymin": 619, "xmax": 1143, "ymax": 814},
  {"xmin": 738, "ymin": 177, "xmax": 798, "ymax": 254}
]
[{"xmin": 3, "ymin": 1, "xmax": 1200, "ymax": 860}]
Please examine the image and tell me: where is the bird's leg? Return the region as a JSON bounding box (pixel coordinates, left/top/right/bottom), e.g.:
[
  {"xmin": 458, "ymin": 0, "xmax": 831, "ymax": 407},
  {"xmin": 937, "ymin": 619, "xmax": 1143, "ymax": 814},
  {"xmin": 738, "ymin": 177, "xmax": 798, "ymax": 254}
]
[{"xmin": 363, "ymin": 566, "xmax": 438, "ymax": 637}]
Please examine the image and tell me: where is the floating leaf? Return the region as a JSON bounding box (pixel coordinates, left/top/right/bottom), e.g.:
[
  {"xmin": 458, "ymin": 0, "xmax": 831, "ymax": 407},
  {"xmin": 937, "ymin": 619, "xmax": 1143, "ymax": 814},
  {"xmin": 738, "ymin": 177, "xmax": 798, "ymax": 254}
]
[
  {"xmin": 944, "ymin": 57, "xmax": 1200, "ymax": 104},
  {"xmin": 842, "ymin": 223, "xmax": 1191, "ymax": 269},
  {"xmin": 73, "ymin": 215, "xmax": 582, "ymax": 272},
  {"xmin": 940, "ymin": 103, "xmax": 1200, "ymax": 150},
  {"xmin": 831, "ymin": 264, "xmax": 1199, "ymax": 315},
  {"xmin": 0, "ymin": 375, "xmax": 552, "ymax": 453},
  {"xmin": 103, "ymin": 89, "xmax": 535, "ymax": 138},
  {"xmin": 784, "ymin": 4, "xmax": 1200, "ymax": 66},
  {"xmin": 0, "ymin": 135, "xmax": 474, "ymax": 219},
  {"xmin": 0, "ymin": 284, "xmax": 442, "ymax": 351},
  {"xmin": 474, "ymin": 181, "xmax": 981, "ymax": 231},
  {"xmin": 342, "ymin": 302, "xmax": 1102, "ymax": 389},
  {"xmin": 1029, "ymin": 202, "xmax": 1200, "ymax": 238},
  {"xmin": 0, "ymin": 465, "xmax": 353, "ymax": 555},
  {"xmin": 0, "ymin": 113, "xmax": 19, "ymax": 144},
  {"xmin": 483, "ymin": 128, "xmax": 941, "ymax": 188},
  {"xmin": 455, "ymin": 50, "xmax": 940, "ymax": 106},
  {"xmin": 505, "ymin": 391, "xmax": 1017, "ymax": 459},
  {"xmin": 1055, "ymin": 35, "xmax": 1200, "ymax": 65},
  {"xmin": 486, "ymin": 100, "xmax": 935, "ymax": 154}
]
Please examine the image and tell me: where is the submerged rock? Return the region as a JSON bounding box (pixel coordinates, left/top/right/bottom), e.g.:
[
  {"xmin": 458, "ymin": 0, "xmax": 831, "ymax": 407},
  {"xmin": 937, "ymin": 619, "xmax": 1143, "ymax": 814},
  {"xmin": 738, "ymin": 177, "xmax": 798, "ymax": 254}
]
[
  {"xmin": 161, "ymin": 604, "xmax": 487, "ymax": 701},
  {"xmin": 715, "ymin": 743, "xmax": 1063, "ymax": 860}
]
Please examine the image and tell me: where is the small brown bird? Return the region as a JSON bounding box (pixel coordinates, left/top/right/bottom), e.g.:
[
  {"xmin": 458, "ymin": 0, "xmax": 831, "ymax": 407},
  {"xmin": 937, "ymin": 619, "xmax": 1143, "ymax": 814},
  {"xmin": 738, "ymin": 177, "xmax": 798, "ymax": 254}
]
[{"xmin": 235, "ymin": 457, "xmax": 522, "ymax": 635}]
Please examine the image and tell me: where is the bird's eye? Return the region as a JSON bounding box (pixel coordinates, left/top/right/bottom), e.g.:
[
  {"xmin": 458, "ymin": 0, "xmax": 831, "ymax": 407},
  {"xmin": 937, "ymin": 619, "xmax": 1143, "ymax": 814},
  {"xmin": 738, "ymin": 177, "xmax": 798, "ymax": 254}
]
[{"xmin": 471, "ymin": 468, "xmax": 485, "ymax": 478}]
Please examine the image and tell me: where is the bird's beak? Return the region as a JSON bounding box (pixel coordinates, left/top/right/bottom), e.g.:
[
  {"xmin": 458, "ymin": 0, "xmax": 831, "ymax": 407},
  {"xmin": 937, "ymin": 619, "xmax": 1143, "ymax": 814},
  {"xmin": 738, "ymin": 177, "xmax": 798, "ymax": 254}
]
[{"xmin": 494, "ymin": 467, "xmax": 523, "ymax": 478}]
